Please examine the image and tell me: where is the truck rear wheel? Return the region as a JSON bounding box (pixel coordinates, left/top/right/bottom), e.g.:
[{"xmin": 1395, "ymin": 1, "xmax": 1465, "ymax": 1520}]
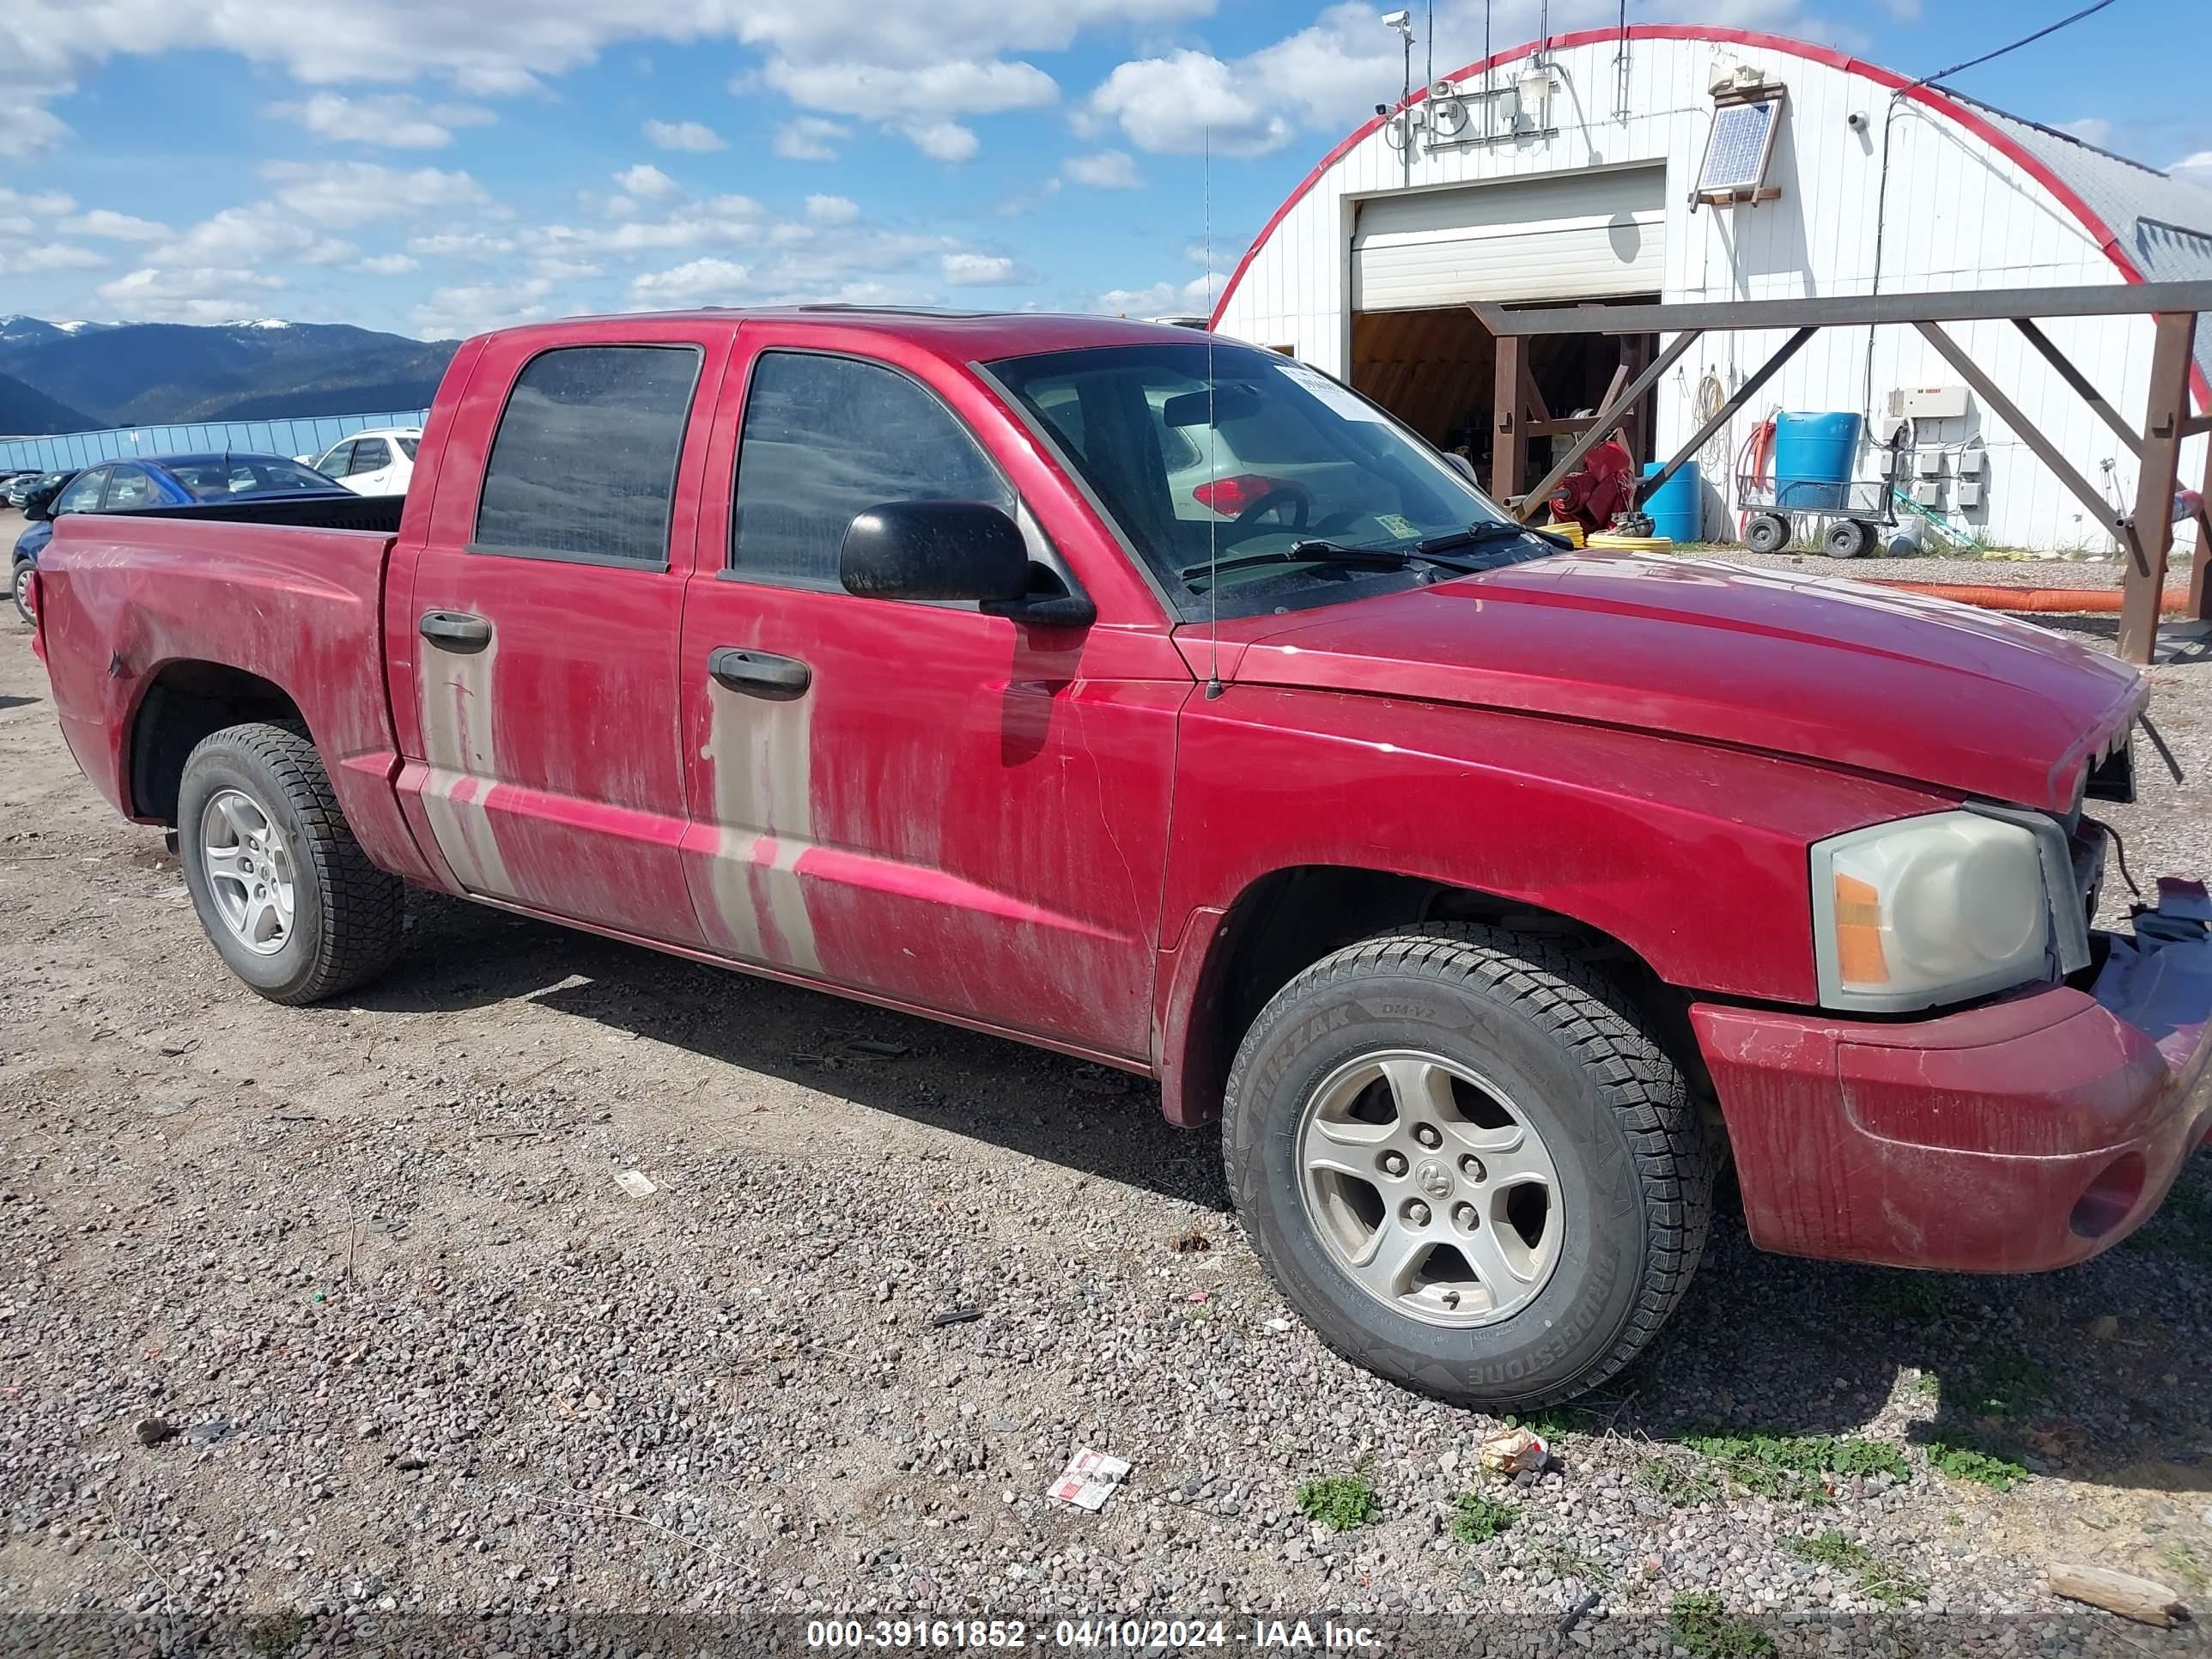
[
  {"xmin": 1224, "ymin": 924, "xmax": 1711, "ymax": 1407},
  {"xmin": 176, "ymin": 721, "xmax": 404, "ymax": 1005}
]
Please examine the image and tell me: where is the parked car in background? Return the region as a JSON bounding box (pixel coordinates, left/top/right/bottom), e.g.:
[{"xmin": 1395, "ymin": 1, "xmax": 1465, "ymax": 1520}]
[
  {"xmin": 11, "ymin": 453, "xmax": 345, "ymax": 622},
  {"xmin": 301, "ymin": 427, "xmax": 420, "ymax": 496},
  {"xmin": 7, "ymin": 468, "xmax": 70, "ymax": 510},
  {"xmin": 27, "ymin": 311, "xmax": 2212, "ymax": 1409}
]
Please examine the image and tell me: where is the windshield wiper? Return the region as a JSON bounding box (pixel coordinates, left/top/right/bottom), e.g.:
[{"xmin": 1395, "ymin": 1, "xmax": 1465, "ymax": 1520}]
[
  {"xmin": 1416, "ymin": 520, "xmax": 1573, "ymax": 556},
  {"xmin": 1179, "ymin": 540, "xmax": 1419, "ymax": 580}
]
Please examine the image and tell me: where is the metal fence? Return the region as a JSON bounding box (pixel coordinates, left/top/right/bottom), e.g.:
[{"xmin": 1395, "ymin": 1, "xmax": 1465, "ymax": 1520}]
[{"xmin": 0, "ymin": 410, "xmax": 429, "ymax": 474}]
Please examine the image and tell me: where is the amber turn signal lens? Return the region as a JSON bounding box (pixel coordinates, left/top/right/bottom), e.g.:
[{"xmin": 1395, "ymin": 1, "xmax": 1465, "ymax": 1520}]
[{"xmin": 1832, "ymin": 872, "xmax": 1890, "ymax": 985}]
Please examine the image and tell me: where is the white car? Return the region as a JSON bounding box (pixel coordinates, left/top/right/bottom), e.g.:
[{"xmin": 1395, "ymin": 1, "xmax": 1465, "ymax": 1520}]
[{"xmin": 301, "ymin": 427, "xmax": 420, "ymax": 496}]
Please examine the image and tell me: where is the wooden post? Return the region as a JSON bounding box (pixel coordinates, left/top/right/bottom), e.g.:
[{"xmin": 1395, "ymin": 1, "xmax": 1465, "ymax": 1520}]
[
  {"xmin": 1619, "ymin": 335, "xmax": 1652, "ymax": 460},
  {"xmin": 2192, "ymin": 399, "xmax": 2212, "ymax": 623},
  {"xmin": 1492, "ymin": 333, "xmax": 1525, "ymax": 505},
  {"xmin": 2118, "ymin": 312, "xmax": 2197, "ymax": 663}
]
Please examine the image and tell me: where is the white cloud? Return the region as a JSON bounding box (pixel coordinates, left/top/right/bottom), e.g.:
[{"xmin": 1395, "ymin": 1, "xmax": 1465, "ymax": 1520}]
[
  {"xmin": 411, "ymin": 276, "xmax": 554, "ymax": 339},
  {"xmin": 644, "ymin": 118, "xmax": 726, "ymax": 152},
  {"xmin": 0, "ymin": 186, "xmax": 76, "ymax": 216},
  {"xmin": 65, "ymin": 209, "xmax": 168, "ymax": 240},
  {"xmin": 805, "ymin": 193, "xmax": 860, "ymax": 225},
  {"xmin": 775, "ymin": 116, "xmax": 842, "ymax": 161},
  {"xmin": 2058, "ymin": 118, "xmax": 2113, "ymax": 147},
  {"xmin": 408, "ymin": 230, "xmax": 518, "ymax": 259},
  {"xmin": 0, "ymin": 243, "xmax": 106, "ymax": 273},
  {"xmin": 1095, "ymin": 270, "xmax": 1224, "ymax": 316},
  {"xmin": 630, "ymin": 257, "xmax": 753, "ymax": 304},
  {"xmin": 1063, "ymin": 149, "xmax": 1140, "ymax": 188},
  {"xmin": 2172, "ymin": 151, "xmax": 2212, "ymax": 191},
  {"xmin": 0, "ymin": 96, "xmax": 70, "ymax": 157},
  {"xmin": 95, "ymin": 265, "xmax": 284, "ymax": 325},
  {"xmin": 905, "ymin": 121, "xmax": 981, "ymax": 162},
  {"xmin": 942, "ymin": 251, "xmax": 1030, "ymax": 286},
  {"xmin": 766, "ymin": 57, "xmax": 1058, "ymax": 119},
  {"xmin": 270, "ymin": 91, "xmax": 495, "ymax": 149},
  {"xmin": 1083, "ymin": 49, "xmax": 1295, "ymax": 155},
  {"xmin": 260, "ymin": 161, "xmax": 491, "ymax": 227},
  {"xmin": 154, "ymin": 204, "xmax": 356, "ymax": 267},
  {"xmin": 615, "ymin": 163, "xmax": 681, "ymax": 199},
  {"xmin": 355, "ymin": 252, "xmax": 420, "ymax": 275}
]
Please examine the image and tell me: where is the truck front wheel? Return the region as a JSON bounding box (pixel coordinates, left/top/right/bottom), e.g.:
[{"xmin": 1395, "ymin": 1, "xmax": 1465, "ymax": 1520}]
[
  {"xmin": 1224, "ymin": 924, "xmax": 1712, "ymax": 1407},
  {"xmin": 176, "ymin": 721, "xmax": 404, "ymax": 1005}
]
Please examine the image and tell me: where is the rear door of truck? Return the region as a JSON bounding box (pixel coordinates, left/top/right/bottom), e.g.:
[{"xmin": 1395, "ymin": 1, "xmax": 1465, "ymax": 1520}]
[{"xmin": 395, "ymin": 319, "xmax": 722, "ymax": 945}]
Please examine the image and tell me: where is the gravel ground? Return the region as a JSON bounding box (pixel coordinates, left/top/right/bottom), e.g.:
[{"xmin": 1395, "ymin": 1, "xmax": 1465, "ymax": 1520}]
[
  {"xmin": 1686, "ymin": 546, "xmax": 2198, "ymax": 590},
  {"xmin": 2, "ymin": 555, "xmax": 2209, "ymax": 1659}
]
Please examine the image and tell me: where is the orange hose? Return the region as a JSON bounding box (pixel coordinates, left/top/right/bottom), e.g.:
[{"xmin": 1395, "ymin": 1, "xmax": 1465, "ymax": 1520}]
[{"xmin": 1864, "ymin": 580, "xmax": 2192, "ymax": 615}]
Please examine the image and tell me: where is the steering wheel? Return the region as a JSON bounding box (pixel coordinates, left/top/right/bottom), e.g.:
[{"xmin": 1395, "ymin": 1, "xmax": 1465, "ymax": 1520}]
[{"xmin": 1231, "ymin": 484, "xmax": 1311, "ymax": 532}]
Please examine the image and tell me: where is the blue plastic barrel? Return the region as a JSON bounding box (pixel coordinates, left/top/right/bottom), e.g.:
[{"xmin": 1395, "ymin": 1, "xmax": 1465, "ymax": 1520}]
[
  {"xmin": 1772, "ymin": 411, "xmax": 1863, "ymax": 511},
  {"xmin": 1640, "ymin": 461, "xmax": 1702, "ymax": 544}
]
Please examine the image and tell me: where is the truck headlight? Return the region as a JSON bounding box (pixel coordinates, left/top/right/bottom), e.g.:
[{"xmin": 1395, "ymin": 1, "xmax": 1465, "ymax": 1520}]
[{"xmin": 1810, "ymin": 811, "xmax": 2051, "ymax": 1012}]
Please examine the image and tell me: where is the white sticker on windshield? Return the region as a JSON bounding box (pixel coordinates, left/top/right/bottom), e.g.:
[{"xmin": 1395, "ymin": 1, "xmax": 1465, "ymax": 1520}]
[{"xmin": 1277, "ymin": 360, "xmax": 1387, "ymax": 423}]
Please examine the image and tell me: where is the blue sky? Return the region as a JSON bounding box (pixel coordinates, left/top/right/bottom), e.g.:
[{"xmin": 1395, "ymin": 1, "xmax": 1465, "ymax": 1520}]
[{"xmin": 1, "ymin": 0, "xmax": 2205, "ymax": 340}]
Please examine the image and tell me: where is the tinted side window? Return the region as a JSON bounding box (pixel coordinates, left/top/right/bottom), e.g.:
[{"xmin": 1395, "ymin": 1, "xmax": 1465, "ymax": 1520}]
[
  {"xmin": 350, "ymin": 438, "xmax": 391, "ymax": 474},
  {"xmin": 730, "ymin": 352, "xmax": 1012, "ymax": 586},
  {"xmin": 54, "ymin": 471, "xmax": 106, "ymax": 514},
  {"xmin": 475, "ymin": 344, "xmax": 701, "ymax": 567},
  {"xmin": 317, "ymin": 441, "xmax": 355, "ymax": 477},
  {"xmin": 104, "ymin": 466, "xmax": 155, "ymax": 508}
]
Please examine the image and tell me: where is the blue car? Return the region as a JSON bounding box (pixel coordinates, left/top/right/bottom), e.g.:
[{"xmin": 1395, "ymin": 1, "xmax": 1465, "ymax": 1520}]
[{"xmin": 12, "ymin": 453, "xmax": 348, "ymax": 622}]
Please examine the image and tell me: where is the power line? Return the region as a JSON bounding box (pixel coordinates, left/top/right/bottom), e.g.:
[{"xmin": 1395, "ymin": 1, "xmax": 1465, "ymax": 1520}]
[{"xmin": 1908, "ymin": 0, "xmax": 2118, "ymax": 91}]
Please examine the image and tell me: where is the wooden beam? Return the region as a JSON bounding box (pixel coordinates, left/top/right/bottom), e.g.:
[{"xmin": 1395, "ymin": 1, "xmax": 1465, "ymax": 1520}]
[
  {"xmin": 1508, "ymin": 328, "xmax": 1704, "ymax": 521},
  {"xmin": 1913, "ymin": 321, "xmax": 2128, "ymax": 544},
  {"xmin": 2118, "ymin": 313, "xmax": 2197, "ymax": 663},
  {"xmin": 1472, "ymin": 280, "xmax": 2212, "ymax": 337},
  {"xmin": 1637, "ymin": 327, "xmax": 1817, "ymax": 507},
  {"xmin": 2012, "ymin": 318, "xmax": 2140, "ymax": 459},
  {"xmin": 2182, "ymin": 413, "xmax": 2212, "ymax": 441},
  {"xmin": 1491, "ymin": 332, "xmax": 1525, "ymax": 505}
]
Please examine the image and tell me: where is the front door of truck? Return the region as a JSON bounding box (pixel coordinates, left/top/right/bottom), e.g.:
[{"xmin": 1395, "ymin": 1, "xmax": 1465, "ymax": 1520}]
[
  {"xmin": 674, "ymin": 326, "xmax": 1188, "ymax": 1059},
  {"xmin": 396, "ymin": 322, "xmax": 720, "ymax": 948}
]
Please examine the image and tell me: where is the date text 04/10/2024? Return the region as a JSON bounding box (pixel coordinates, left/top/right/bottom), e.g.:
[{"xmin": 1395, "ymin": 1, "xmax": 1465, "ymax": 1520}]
[{"xmin": 804, "ymin": 1620, "xmax": 1383, "ymax": 1650}]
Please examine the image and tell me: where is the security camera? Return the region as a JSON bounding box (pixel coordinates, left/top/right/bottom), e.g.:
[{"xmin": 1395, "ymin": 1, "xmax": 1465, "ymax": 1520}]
[
  {"xmin": 1847, "ymin": 111, "xmax": 1869, "ymax": 131},
  {"xmin": 1382, "ymin": 9, "xmax": 1412, "ymax": 28}
]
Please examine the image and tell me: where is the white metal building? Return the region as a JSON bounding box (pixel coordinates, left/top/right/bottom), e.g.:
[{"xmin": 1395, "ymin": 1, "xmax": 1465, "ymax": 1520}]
[{"xmin": 1211, "ymin": 23, "xmax": 2211, "ymax": 555}]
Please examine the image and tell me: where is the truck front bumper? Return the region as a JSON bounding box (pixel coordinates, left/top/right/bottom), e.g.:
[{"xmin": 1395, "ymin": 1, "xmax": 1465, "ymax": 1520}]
[{"xmin": 1692, "ymin": 900, "xmax": 2212, "ymax": 1273}]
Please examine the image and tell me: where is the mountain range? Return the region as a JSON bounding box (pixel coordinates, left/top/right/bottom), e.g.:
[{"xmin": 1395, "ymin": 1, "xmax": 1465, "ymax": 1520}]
[{"xmin": 0, "ymin": 316, "xmax": 459, "ymax": 435}]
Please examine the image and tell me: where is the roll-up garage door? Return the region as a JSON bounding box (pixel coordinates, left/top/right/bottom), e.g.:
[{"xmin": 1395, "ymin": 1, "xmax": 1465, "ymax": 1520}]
[{"xmin": 1352, "ymin": 166, "xmax": 1666, "ymax": 311}]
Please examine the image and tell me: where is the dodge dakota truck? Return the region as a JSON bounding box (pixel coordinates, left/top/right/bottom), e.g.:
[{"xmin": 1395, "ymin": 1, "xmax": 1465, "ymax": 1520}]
[{"xmin": 30, "ymin": 308, "xmax": 2212, "ymax": 1407}]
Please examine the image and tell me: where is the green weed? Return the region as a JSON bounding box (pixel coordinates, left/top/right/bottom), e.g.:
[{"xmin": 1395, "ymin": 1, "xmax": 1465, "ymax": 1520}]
[
  {"xmin": 1295, "ymin": 1473, "xmax": 1379, "ymax": 1531},
  {"xmin": 1678, "ymin": 1431, "xmax": 1909, "ymax": 1502},
  {"xmin": 1925, "ymin": 1443, "xmax": 2028, "ymax": 1492},
  {"xmin": 1448, "ymin": 1492, "xmax": 1516, "ymax": 1545},
  {"xmin": 1668, "ymin": 1592, "xmax": 1775, "ymax": 1658}
]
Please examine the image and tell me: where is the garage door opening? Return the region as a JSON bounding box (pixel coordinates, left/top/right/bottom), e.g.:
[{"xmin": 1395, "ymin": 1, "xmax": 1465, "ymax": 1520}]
[
  {"xmin": 1350, "ymin": 302, "xmax": 1659, "ymax": 504},
  {"xmin": 1345, "ymin": 166, "xmax": 1669, "ymax": 506}
]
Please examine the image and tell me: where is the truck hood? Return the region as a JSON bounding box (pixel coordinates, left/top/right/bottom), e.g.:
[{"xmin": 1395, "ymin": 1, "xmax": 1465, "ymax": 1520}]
[{"xmin": 1195, "ymin": 554, "xmax": 2145, "ymax": 812}]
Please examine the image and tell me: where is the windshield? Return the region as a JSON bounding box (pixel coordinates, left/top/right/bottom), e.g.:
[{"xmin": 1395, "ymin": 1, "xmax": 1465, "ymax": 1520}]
[
  {"xmin": 985, "ymin": 341, "xmax": 1549, "ymax": 618},
  {"xmin": 169, "ymin": 458, "xmax": 343, "ymax": 500}
]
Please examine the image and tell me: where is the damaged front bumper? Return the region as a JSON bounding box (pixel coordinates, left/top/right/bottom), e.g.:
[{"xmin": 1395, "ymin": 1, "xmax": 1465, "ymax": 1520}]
[{"xmin": 1691, "ymin": 884, "xmax": 2212, "ymax": 1273}]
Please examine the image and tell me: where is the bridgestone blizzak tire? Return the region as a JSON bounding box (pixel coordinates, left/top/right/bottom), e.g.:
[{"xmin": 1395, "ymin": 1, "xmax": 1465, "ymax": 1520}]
[
  {"xmin": 177, "ymin": 721, "xmax": 404, "ymax": 1005},
  {"xmin": 1224, "ymin": 924, "xmax": 1713, "ymax": 1407}
]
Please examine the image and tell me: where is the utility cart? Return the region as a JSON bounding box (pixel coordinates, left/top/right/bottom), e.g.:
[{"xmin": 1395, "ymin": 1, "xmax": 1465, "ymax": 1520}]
[{"xmin": 1736, "ymin": 437, "xmax": 1911, "ymax": 558}]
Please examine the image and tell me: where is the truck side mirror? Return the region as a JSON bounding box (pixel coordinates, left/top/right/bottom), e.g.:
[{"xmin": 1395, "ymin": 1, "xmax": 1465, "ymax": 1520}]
[{"xmin": 840, "ymin": 500, "xmax": 1030, "ymax": 605}]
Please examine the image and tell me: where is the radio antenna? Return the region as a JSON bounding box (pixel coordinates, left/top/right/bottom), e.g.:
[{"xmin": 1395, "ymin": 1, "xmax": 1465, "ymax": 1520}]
[{"xmin": 1204, "ymin": 121, "xmax": 1224, "ymax": 700}]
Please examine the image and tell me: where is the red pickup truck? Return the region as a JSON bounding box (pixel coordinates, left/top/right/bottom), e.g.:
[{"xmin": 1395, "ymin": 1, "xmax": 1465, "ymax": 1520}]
[{"xmin": 30, "ymin": 309, "xmax": 2212, "ymax": 1406}]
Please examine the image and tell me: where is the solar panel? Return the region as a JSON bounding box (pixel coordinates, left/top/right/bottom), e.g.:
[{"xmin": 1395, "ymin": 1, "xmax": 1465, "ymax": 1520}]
[{"xmin": 1698, "ymin": 100, "xmax": 1778, "ymax": 195}]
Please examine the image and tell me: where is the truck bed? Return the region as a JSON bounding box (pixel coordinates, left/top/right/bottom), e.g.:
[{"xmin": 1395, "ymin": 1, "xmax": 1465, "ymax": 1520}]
[{"xmin": 98, "ymin": 491, "xmax": 406, "ymax": 535}]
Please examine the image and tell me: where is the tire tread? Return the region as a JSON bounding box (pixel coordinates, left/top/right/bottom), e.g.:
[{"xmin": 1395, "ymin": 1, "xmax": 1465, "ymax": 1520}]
[
  {"xmin": 1223, "ymin": 921, "xmax": 1713, "ymax": 1407},
  {"xmin": 183, "ymin": 720, "xmax": 404, "ymax": 1004}
]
